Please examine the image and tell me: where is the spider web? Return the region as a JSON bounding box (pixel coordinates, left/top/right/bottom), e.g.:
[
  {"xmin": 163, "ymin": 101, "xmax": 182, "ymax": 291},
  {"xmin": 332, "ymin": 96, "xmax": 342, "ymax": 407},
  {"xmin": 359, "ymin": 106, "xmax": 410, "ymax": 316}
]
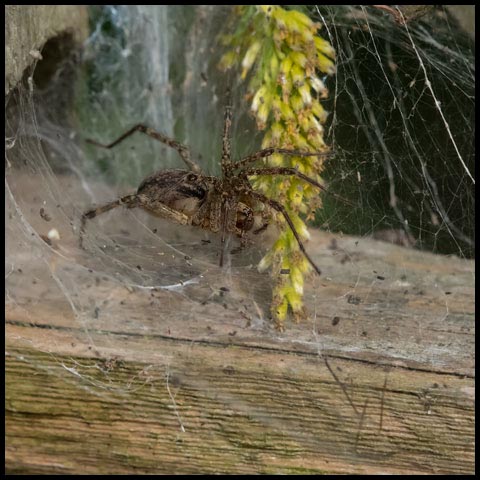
[
  {"xmin": 5, "ymin": 5, "xmax": 475, "ymax": 472},
  {"xmin": 315, "ymin": 5, "xmax": 474, "ymax": 257}
]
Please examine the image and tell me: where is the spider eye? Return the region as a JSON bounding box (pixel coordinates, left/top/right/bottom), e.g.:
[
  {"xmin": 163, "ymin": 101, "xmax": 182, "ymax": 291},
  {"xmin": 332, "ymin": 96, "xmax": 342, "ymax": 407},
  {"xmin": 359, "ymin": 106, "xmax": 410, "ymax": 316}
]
[{"xmin": 186, "ymin": 173, "xmax": 197, "ymax": 182}]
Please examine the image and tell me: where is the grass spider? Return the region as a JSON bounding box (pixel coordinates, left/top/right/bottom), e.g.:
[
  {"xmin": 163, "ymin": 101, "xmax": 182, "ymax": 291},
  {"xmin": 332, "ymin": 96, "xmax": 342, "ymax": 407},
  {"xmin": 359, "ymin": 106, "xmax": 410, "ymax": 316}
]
[{"xmin": 81, "ymin": 102, "xmax": 341, "ymax": 273}]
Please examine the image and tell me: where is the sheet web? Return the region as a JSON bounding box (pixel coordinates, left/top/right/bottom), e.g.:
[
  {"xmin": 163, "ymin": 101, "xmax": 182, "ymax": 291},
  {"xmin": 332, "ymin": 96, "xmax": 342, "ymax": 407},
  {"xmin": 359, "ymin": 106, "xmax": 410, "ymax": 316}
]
[
  {"xmin": 5, "ymin": 5, "xmax": 474, "ymax": 467},
  {"xmin": 6, "ymin": 7, "xmax": 271, "ymax": 326},
  {"xmin": 315, "ymin": 5, "xmax": 474, "ymax": 257}
]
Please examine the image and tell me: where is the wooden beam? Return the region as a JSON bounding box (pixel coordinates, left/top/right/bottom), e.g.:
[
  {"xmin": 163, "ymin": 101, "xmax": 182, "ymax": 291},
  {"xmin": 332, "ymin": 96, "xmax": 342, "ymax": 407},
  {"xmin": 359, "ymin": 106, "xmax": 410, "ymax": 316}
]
[{"xmin": 5, "ymin": 223, "xmax": 474, "ymax": 474}]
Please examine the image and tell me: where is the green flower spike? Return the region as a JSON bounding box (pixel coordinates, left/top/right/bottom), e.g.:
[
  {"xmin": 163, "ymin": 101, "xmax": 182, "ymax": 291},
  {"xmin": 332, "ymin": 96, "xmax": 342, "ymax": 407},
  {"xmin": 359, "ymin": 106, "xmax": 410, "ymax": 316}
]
[{"xmin": 220, "ymin": 5, "xmax": 335, "ymax": 329}]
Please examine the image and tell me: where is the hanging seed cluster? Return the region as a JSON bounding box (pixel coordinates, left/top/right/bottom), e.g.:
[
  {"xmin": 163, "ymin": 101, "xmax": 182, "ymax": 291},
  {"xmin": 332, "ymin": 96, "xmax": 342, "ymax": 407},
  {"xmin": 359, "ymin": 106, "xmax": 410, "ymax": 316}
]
[{"xmin": 220, "ymin": 5, "xmax": 335, "ymax": 327}]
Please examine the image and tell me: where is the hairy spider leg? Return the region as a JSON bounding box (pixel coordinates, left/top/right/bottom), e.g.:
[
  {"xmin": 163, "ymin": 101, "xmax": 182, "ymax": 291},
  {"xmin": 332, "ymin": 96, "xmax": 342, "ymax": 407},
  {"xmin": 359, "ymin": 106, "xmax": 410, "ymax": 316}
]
[
  {"xmin": 250, "ymin": 191, "xmax": 322, "ymax": 275},
  {"xmin": 85, "ymin": 124, "xmax": 201, "ymax": 173},
  {"xmin": 80, "ymin": 193, "xmax": 189, "ymax": 248},
  {"xmin": 233, "ymin": 148, "xmax": 334, "ymax": 171},
  {"xmin": 221, "ymin": 105, "xmax": 233, "ymax": 177},
  {"xmin": 219, "ymin": 201, "xmax": 228, "ymax": 267},
  {"xmin": 218, "ymin": 196, "xmax": 237, "ymax": 267},
  {"xmin": 80, "ymin": 193, "xmax": 139, "ymax": 248},
  {"xmin": 219, "ymin": 97, "xmax": 234, "ymax": 265},
  {"xmin": 241, "ymin": 166, "xmax": 354, "ymax": 207}
]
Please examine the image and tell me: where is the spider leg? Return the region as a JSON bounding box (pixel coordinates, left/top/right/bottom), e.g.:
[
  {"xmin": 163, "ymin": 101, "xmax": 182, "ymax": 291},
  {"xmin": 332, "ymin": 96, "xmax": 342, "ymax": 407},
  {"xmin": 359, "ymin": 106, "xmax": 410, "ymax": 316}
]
[
  {"xmin": 249, "ymin": 191, "xmax": 322, "ymax": 275},
  {"xmin": 191, "ymin": 199, "xmax": 211, "ymax": 229},
  {"xmin": 218, "ymin": 197, "xmax": 240, "ymax": 268},
  {"xmin": 207, "ymin": 196, "xmax": 222, "ymax": 234},
  {"xmin": 85, "ymin": 124, "xmax": 201, "ymax": 173},
  {"xmin": 199, "ymin": 197, "xmax": 224, "ymax": 266},
  {"xmin": 219, "ymin": 201, "xmax": 229, "ymax": 267},
  {"xmin": 80, "ymin": 193, "xmax": 139, "ymax": 248},
  {"xmin": 137, "ymin": 194, "xmax": 190, "ymax": 225},
  {"xmin": 234, "ymin": 148, "xmax": 333, "ymax": 171},
  {"xmin": 221, "ymin": 104, "xmax": 233, "ymax": 177},
  {"xmin": 241, "ymin": 167, "xmax": 354, "ymax": 207},
  {"xmin": 80, "ymin": 193, "xmax": 190, "ymax": 248}
]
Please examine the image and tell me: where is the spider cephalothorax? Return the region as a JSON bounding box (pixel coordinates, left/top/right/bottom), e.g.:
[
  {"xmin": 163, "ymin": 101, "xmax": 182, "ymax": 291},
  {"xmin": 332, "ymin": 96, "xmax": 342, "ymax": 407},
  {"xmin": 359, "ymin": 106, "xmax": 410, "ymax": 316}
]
[{"xmin": 81, "ymin": 105, "xmax": 341, "ymax": 273}]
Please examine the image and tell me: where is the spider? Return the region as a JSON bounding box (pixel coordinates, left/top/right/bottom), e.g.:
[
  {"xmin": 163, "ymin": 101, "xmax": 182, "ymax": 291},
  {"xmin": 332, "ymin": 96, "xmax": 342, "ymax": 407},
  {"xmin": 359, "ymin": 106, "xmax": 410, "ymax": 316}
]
[{"xmin": 80, "ymin": 104, "xmax": 340, "ymax": 274}]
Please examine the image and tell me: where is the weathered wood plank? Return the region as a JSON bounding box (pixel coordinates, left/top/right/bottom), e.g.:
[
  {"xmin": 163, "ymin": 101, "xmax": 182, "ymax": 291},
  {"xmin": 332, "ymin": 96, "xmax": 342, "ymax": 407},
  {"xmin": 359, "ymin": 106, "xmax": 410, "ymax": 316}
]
[{"xmin": 6, "ymin": 233, "xmax": 475, "ymax": 475}]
